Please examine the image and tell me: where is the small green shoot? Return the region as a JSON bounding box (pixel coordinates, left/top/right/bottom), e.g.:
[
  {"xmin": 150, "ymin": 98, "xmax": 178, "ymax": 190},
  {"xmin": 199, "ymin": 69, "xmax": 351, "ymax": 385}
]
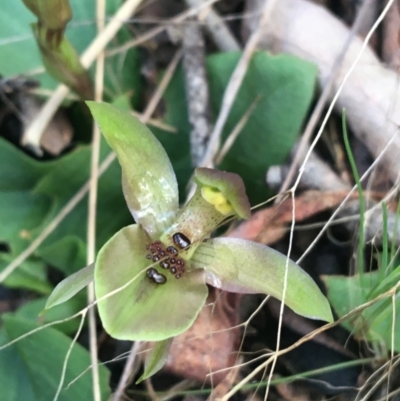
[{"xmin": 324, "ymin": 110, "xmax": 400, "ymax": 354}]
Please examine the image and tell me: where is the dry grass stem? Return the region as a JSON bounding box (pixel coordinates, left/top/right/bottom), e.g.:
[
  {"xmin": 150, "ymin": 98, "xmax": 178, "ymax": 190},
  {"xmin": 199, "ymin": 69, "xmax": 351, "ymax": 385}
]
[
  {"xmin": 215, "ymin": 95, "xmax": 260, "ymax": 165},
  {"xmin": 86, "ymin": 0, "xmax": 106, "ymax": 400},
  {"xmin": 112, "ymin": 341, "xmax": 142, "ymax": 401},
  {"xmin": 185, "ymin": 0, "xmax": 241, "ymax": 51},
  {"xmin": 199, "ymin": 0, "xmax": 279, "ymax": 169},
  {"xmin": 106, "ymin": 0, "xmax": 220, "ymax": 57},
  {"xmin": 223, "ymin": 280, "xmax": 400, "ymax": 400}
]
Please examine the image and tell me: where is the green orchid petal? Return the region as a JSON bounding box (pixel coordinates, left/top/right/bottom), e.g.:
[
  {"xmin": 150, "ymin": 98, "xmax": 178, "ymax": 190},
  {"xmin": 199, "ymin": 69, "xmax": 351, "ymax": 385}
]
[
  {"xmin": 44, "ymin": 264, "xmax": 94, "ymax": 312},
  {"xmin": 87, "ymin": 102, "xmax": 179, "ymax": 238},
  {"xmin": 95, "ymin": 224, "xmax": 208, "ymax": 341},
  {"xmin": 192, "ymin": 239, "xmax": 333, "ymax": 322},
  {"xmin": 136, "ymin": 338, "xmax": 173, "ymax": 383},
  {"xmin": 194, "ymin": 168, "xmax": 251, "ymax": 219}
]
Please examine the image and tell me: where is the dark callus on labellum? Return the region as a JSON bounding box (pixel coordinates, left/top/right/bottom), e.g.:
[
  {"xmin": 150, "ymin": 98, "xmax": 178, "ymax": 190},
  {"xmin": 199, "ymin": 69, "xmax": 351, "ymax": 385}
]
[
  {"xmin": 173, "ymin": 232, "xmax": 191, "ymax": 249},
  {"xmin": 146, "ymin": 268, "xmax": 167, "ymax": 284}
]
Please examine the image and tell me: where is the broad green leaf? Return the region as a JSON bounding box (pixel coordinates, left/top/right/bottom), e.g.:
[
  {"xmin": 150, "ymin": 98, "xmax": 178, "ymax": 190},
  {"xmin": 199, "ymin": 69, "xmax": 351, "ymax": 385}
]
[
  {"xmin": 0, "ymin": 255, "xmax": 52, "ymax": 294},
  {"xmin": 211, "ymin": 52, "xmax": 317, "ymax": 203},
  {"xmin": 323, "ymin": 272, "xmax": 400, "ymax": 352},
  {"xmin": 95, "ymin": 224, "xmax": 208, "ymax": 341},
  {"xmin": 45, "ymin": 263, "xmax": 94, "ymax": 311},
  {"xmin": 1, "ymin": 315, "xmax": 111, "ymax": 401},
  {"xmin": 0, "ymin": 329, "xmax": 35, "ymax": 401},
  {"xmin": 16, "ymin": 297, "xmax": 84, "ymax": 335},
  {"xmin": 137, "ymin": 338, "xmax": 174, "ymax": 383},
  {"xmin": 192, "ymin": 238, "xmax": 333, "ymax": 322},
  {"xmin": 152, "ymin": 51, "xmax": 317, "ymax": 204},
  {"xmin": 0, "ymin": 137, "xmax": 131, "ymax": 275},
  {"xmin": 0, "ymin": 192, "xmax": 51, "ymax": 242},
  {"xmin": 87, "ymin": 102, "xmax": 179, "ymax": 238}
]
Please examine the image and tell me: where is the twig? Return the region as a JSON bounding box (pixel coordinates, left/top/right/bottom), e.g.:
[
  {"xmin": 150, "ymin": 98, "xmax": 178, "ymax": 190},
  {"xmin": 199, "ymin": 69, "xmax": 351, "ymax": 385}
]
[
  {"xmin": 105, "ymin": 0, "xmax": 220, "ymax": 57},
  {"xmin": 275, "ymin": 0, "xmax": 375, "ymax": 200},
  {"xmin": 185, "ymin": 0, "xmax": 240, "ymax": 51},
  {"xmin": 86, "ymin": 0, "xmax": 106, "ymax": 399},
  {"xmin": 215, "ymin": 95, "xmax": 260, "ymax": 164},
  {"xmin": 267, "ymin": 142, "xmax": 400, "ymax": 246},
  {"xmin": 382, "ymin": 0, "xmax": 400, "ymax": 67},
  {"xmin": 112, "ymin": 341, "xmax": 142, "ymax": 401},
  {"xmin": 182, "ymin": 19, "xmax": 212, "ymax": 166},
  {"xmin": 199, "ymin": 0, "xmax": 279, "ymax": 168},
  {"xmin": 245, "ymin": 0, "xmax": 400, "ymax": 185},
  {"xmin": 21, "ymin": 0, "xmax": 144, "ymax": 154},
  {"xmin": 141, "ymin": 50, "xmax": 182, "ymax": 123}
]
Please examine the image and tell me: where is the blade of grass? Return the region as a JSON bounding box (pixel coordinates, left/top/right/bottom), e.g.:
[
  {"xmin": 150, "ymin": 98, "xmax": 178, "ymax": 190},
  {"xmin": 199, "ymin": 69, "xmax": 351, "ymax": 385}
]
[
  {"xmin": 342, "ymin": 110, "xmax": 365, "ymax": 280},
  {"xmin": 85, "ymin": 0, "xmax": 106, "ymax": 399}
]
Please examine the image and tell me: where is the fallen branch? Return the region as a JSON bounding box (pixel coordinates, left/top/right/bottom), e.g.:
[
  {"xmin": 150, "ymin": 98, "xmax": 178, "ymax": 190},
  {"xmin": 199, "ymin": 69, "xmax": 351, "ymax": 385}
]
[{"xmin": 244, "ymin": 0, "xmax": 400, "ymax": 185}]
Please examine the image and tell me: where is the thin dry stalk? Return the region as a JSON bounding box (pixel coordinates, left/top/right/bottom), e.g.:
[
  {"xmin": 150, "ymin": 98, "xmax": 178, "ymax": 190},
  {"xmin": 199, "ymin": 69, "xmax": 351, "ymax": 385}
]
[
  {"xmin": 141, "ymin": 49, "xmax": 182, "ymax": 123},
  {"xmin": 131, "ymin": 112, "xmax": 177, "ymax": 132},
  {"xmin": 199, "ymin": 0, "xmax": 279, "ymax": 168},
  {"xmin": 215, "ymin": 95, "xmax": 260, "ymax": 165},
  {"xmin": 106, "ymin": 0, "xmax": 220, "ymax": 57},
  {"xmin": 185, "ymin": 0, "xmax": 240, "ymax": 51},
  {"xmin": 86, "ymin": 0, "xmax": 106, "ymax": 399},
  {"xmin": 112, "ymin": 341, "xmax": 142, "ymax": 401}
]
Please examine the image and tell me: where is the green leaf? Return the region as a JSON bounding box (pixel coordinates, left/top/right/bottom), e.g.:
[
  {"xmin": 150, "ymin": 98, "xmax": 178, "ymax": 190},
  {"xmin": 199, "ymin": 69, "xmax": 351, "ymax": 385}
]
[
  {"xmin": 87, "ymin": 102, "xmax": 179, "ymax": 238},
  {"xmin": 0, "ymin": 192, "xmax": 51, "ymax": 243},
  {"xmin": 45, "ymin": 263, "xmax": 94, "ymax": 311},
  {"xmin": 0, "ymin": 315, "xmax": 111, "ymax": 401},
  {"xmin": 0, "ymin": 255, "xmax": 52, "ymax": 294},
  {"xmin": 0, "ymin": 137, "xmax": 131, "ymax": 275},
  {"xmin": 323, "ymin": 272, "xmax": 400, "ymax": 352},
  {"xmin": 137, "ymin": 338, "xmax": 173, "ymax": 383},
  {"xmin": 16, "ymin": 297, "xmax": 84, "ymax": 335},
  {"xmin": 211, "ymin": 52, "xmax": 317, "ymax": 203},
  {"xmin": 153, "ymin": 51, "xmax": 317, "ymax": 204},
  {"xmin": 95, "ymin": 224, "xmax": 208, "ymax": 341},
  {"xmin": 192, "ymin": 238, "xmax": 333, "ymax": 322}
]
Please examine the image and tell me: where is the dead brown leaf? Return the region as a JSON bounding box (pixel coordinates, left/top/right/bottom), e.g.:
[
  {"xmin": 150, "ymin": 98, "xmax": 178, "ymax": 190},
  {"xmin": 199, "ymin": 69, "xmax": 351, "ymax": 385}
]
[
  {"xmin": 228, "ymin": 190, "xmax": 359, "ymax": 245},
  {"xmin": 164, "ymin": 289, "xmax": 241, "ymax": 385}
]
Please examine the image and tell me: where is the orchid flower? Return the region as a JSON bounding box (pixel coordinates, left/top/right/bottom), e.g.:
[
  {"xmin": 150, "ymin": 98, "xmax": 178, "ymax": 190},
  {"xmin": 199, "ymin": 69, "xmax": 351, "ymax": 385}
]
[{"xmin": 45, "ymin": 102, "xmax": 333, "ymax": 366}]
